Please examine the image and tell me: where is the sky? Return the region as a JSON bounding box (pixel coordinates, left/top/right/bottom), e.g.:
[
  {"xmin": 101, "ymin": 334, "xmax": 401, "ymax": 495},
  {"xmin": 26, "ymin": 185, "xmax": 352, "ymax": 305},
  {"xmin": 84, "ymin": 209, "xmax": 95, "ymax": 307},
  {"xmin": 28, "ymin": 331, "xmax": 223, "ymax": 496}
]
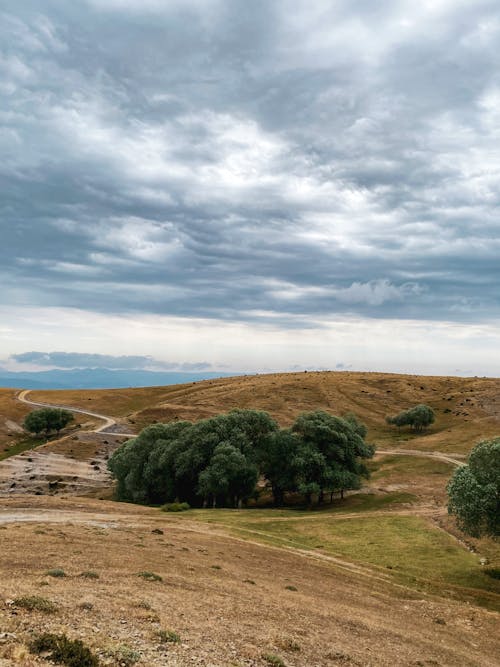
[{"xmin": 1, "ymin": 0, "xmax": 500, "ymax": 377}]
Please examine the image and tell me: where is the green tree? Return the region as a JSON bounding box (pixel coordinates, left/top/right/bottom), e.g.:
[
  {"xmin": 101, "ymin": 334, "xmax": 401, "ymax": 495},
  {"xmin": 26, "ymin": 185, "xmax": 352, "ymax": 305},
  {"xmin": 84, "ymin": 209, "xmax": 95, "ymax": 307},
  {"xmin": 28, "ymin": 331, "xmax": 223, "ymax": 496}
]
[
  {"xmin": 23, "ymin": 408, "xmax": 74, "ymax": 436},
  {"xmin": 291, "ymin": 410, "xmax": 374, "ymax": 505},
  {"xmin": 198, "ymin": 443, "xmax": 258, "ymax": 507},
  {"xmin": 258, "ymin": 429, "xmax": 300, "ymax": 506},
  {"xmin": 23, "ymin": 410, "xmax": 47, "ymax": 436},
  {"xmin": 447, "ymin": 438, "xmax": 500, "ymax": 537},
  {"xmin": 108, "ymin": 409, "xmax": 277, "ymax": 506},
  {"xmin": 387, "ymin": 404, "xmax": 435, "ymax": 432}
]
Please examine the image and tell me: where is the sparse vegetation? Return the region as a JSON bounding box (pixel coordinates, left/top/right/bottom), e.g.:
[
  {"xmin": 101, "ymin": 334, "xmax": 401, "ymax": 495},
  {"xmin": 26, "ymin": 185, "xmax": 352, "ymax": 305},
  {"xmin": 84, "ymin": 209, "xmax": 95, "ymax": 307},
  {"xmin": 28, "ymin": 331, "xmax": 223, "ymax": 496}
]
[
  {"xmin": 29, "ymin": 632, "xmax": 99, "ymax": 666},
  {"xmin": 262, "ymin": 653, "xmax": 286, "ymax": 666},
  {"xmin": 46, "ymin": 567, "xmax": 66, "ymax": 577},
  {"xmin": 14, "ymin": 595, "xmax": 57, "ymax": 613},
  {"xmin": 80, "ymin": 570, "xmax": 99, "ymax": 579},
  {"xmin": 137, "ymin": 571, "xmax": 162, "ymax": 581},
  {"xmin": 161, "ymin": 502, "xmax": 190, "ymax": 512},
  {"xmin": 157, "ymin": 629, "xmax": 180, "ymax": 644},
  {"xmin": 106, "ymin": 645, "xmax": 140, "ymax": 665}
]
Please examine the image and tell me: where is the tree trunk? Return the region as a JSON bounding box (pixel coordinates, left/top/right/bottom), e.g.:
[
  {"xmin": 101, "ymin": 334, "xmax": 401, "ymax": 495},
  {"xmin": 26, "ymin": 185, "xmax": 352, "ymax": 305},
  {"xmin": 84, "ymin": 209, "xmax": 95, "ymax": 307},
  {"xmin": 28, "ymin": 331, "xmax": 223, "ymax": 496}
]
[
  {"xmin": 318, "ymin": 489, "xmax": 324, "ymax": 505},
  {"xmin": 340, "ymin": 489, "xmax": 344, "ymax": 500}
]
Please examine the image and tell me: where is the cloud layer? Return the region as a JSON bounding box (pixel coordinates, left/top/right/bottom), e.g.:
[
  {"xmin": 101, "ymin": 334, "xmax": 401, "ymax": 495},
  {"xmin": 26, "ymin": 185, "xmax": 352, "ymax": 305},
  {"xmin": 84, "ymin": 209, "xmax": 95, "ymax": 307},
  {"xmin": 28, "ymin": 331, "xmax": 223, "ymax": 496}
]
[{"xmin": 2, "ymin": 1, "xmax": 500, "ymax": 374}]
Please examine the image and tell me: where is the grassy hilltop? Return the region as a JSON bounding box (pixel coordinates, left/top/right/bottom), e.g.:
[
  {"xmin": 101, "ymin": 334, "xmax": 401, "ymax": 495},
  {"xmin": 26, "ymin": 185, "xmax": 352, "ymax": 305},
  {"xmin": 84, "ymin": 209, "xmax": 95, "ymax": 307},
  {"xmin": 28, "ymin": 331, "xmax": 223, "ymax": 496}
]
[{"xmin": 26, "ymin": 369, "xmax": 500, "ymax": 451}]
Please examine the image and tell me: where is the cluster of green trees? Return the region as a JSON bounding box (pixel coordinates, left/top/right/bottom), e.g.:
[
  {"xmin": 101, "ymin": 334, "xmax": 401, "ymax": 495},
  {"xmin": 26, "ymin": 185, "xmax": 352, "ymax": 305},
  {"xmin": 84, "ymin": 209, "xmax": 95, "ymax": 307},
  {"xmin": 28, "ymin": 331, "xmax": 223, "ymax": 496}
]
[
  {"xmin": 108, "ymin": 409, "xmax": 375, "ymax": 508},
  {"xmin": 23, "ymin": 408, "xmax": 74, "ymax": 436},
  {"xmin": 447, "ymin": 438, "xmax": 499, "ymax": 537},
  {"xmin": 386, "ymin": 404, "xmax": 435, "ymax": 432}
]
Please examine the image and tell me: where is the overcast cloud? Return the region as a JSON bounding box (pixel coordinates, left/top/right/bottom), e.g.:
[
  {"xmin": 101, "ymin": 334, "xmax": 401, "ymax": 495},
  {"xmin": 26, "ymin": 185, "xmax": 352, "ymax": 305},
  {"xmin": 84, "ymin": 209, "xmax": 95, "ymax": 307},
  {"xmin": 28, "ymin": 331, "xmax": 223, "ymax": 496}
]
[{"xmin": 2, "ymin": 1, "xmax": 500, "ymax": 375}]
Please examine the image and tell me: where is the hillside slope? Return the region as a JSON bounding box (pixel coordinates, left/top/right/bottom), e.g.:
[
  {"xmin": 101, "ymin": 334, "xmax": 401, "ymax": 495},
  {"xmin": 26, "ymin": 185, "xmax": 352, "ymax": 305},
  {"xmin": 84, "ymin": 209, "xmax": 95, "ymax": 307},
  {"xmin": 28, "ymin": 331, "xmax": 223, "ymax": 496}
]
[{"xmin": 28, "ymin": 371, "xmax": 500, "ymax": 453}]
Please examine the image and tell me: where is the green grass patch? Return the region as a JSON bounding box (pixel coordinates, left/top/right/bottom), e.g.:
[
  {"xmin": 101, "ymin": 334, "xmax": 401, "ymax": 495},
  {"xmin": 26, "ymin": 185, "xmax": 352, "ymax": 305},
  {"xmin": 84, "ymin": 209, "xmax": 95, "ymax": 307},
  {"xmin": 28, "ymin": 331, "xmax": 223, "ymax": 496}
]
[
  {"xmin": 368, "ymin": 455, "xmax": 453, "ymax": 480},
  {"xmin": 184, "ymin": 491, "xmax": 417, "ymax": 525},
  {"xmin": 182, "ymin": 504, "xmax": 499, "ymax": 610},
  {"xmin": 0, "ymin": 436, "xmax": 41, "ymax": 461}
]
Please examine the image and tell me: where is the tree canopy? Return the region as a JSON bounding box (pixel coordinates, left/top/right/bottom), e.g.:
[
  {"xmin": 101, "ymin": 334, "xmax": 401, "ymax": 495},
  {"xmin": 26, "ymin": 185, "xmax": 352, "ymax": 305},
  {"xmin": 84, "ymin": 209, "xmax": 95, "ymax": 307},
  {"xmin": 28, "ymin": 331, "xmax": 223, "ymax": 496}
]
[
  {"xmin": 447, "ymin": 438, "xmax": 500, "ymax": 537},
  {"xmin": 107, "ymin": 408, "xmax": 374, "ymax": 508},
  {"xmin": 23, "ymin": 408, "xmax": 74, "ymax": 436},
  {"xmin": 386, "ymin": 404, "xmax": 435, "ymax": 432}
]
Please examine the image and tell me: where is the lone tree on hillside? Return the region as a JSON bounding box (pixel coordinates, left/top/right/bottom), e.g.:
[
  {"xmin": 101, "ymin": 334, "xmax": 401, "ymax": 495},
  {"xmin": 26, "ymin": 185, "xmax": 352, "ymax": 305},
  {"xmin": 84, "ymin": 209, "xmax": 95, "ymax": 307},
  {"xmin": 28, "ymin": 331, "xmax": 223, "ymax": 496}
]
[
  {"xmin": 23, "ymin": 408, "xmax": 74, "ymax": 437},
  {"xmin": 386, "ymin": 404, "xmax": 435, "ymax": 432},
  {"xmin": 447, "ymin": 438, "xmax": 500, "ymax": 537}
]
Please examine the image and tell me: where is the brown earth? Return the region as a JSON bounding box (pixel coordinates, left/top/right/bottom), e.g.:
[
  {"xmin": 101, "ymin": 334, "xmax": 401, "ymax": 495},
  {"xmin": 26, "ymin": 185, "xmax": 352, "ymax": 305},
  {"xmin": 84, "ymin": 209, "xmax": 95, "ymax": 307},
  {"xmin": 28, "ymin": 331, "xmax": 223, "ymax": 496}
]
[{"xmin": 0, "ymin": 495, "xmax": 499, "ymax": 667}]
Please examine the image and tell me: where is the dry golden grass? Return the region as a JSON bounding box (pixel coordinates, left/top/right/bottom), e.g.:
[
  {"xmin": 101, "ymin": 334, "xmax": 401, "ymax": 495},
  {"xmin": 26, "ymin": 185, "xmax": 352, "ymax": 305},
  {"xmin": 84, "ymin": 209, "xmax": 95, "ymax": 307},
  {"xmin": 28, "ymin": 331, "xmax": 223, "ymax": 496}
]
[
  {"xmin": 30, "ymin": 371, "xmax": 500, "ymax": 454},
  {"xmin": 0, "ymin": 389, "xmax": 31, "ymax": 450},
  {"xmin": 1, "ymin": 373, "xmax": 500, "ymax": 664},
  {"xmin": 0, "ymin": 495, "xmax": 499, "ymax": 667}
]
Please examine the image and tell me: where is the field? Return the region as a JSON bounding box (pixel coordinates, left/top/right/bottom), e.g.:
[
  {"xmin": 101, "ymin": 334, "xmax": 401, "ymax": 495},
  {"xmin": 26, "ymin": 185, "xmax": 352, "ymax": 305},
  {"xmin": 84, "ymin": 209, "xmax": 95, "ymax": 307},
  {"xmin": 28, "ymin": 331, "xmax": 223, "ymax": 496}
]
[{"xmin": 0, "ymin": 371, "xmax": 499, "ymax": 665}]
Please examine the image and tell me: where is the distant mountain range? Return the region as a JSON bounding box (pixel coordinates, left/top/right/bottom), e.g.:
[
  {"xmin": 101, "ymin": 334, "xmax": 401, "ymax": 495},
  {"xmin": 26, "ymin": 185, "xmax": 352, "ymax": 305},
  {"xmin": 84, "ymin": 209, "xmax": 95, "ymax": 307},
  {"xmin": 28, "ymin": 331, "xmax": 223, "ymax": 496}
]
[{"xmin": 0, "ymin": 368, "xmax": 238, "ymax": 390}]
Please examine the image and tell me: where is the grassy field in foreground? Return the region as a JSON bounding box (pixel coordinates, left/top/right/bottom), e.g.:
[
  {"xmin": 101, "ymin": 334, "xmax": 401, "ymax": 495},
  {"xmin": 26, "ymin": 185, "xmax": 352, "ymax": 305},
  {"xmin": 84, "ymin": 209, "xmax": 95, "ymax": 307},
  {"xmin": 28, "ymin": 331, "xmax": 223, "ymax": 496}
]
[{"xmin": 183, "ymin": 497, "xmax": 500, "ymax": 611}]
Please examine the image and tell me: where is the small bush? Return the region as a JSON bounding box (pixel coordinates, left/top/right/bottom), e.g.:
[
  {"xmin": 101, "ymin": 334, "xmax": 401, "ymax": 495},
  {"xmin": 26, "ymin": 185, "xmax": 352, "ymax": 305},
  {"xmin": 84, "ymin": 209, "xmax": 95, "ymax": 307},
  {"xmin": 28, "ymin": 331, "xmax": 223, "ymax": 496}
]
[
  {"xmin": 46, "ymin": 568, "xmax": 66, "ymax": 578},
  {"xmin": 79, "ymin": 601, "xmax": 94, "ymax": 611},
  {"xmin": 29, "ymin": 632, "xmax": 98, "ymax": 666},
  {"xmin": 134, "ymin": 600, "xmax": 152, "ymax": 610},
  {"xmin": 137, "ymin": 571, "xmax": 162, "ymax": 582},
  {"xmin": 284, "ymin": 585, "xmax": 297, "ymax": 591},
  {"xmin": 80, "ymin": 570, "xmax": 99, "ymax": 579},
  {"xmin": 14, "ymin": 595, "xmax": 57, "ymax": 613},
  {"xmin": 484, "ymin": 567, "xmax": 500, "ymax": 580},
  {"xmin": 107, "ymin": 645, "xmax": 140, "ymax": 665},
  {"xmin": 157, "ymin": 629, "xmax": 180, "ymax": 644},
  {"xmin": 263, "ymin": 654, "xmax": 286, "ymax": 666},
  {"xmin": 161, "ymin": 502, "xmax": 190, "ymax": 512}
]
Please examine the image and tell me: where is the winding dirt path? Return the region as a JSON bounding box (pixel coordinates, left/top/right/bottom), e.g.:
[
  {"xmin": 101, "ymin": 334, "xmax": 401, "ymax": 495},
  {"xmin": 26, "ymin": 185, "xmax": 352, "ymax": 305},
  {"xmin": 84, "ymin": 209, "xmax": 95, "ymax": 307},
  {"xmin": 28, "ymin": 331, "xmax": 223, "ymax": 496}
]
[
  {"xmin": 17, "ymin": 389, "xmax": 136, "ymax": 436},
  {"xmin": 375, "ymin": 448, "xmax": 466, "ymax": 466}
]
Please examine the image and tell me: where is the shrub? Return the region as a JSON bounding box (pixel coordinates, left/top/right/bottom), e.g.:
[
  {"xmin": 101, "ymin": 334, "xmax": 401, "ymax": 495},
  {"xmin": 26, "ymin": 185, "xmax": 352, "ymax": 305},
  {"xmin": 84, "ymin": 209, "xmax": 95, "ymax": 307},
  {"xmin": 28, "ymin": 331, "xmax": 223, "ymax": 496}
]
[
  {"xmin": 284, "ymin": 585, "xmax": 297, "ymax": 591},
  {"xmin": 29, "ymin": 633, "xmax": 98, "ymax": 666},
  {"xmin": 46, "ymin": 568, "xmax": 66, "ymax": 578},
  {"xmin": 484, "ymin": 567, "xmax": 500, "ymax": 580},
  {"xmin": 263, "ymin": 654, "xmax": 286, "ymax": 666},
  {"xmin": 107, "ymin": 645, "xmax": 140, "ymax": 665},
  {"xmin": 161, "ymin": 502, "xmax": 190, "ymax": 512},
  {"xmin": 14, "ymin": 595, "xmax": 57, "ymax": 613},
  {"xmin": 137, "ymin": 571, "xmax": 162, "ymax": 582},
  {"xmin": 157, "ymin": 629, "xmax": 180, "ymax": 644},
  {"xmin": 80, "ymin": 570, "xmax": 99, "ymax": 579}
]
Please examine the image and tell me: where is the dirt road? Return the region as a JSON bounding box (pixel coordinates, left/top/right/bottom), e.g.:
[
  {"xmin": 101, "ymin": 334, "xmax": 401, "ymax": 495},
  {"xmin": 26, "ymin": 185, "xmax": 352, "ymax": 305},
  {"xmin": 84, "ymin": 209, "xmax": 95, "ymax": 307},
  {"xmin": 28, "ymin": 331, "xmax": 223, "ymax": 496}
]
[{"xmin": 17, "ymin": 389, "xmax": 135, "ymax": 435}]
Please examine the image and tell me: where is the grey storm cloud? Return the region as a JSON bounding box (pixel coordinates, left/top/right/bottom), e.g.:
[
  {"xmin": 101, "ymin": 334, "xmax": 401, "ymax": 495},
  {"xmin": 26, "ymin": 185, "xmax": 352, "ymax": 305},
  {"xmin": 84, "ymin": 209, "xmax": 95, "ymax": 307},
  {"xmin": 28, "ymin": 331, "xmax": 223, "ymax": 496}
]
[
  {"xmin": 10, "ymin": 351, "xmax": 212, "ymax": 371},
  {"xmin": 1, "ymin": 0, "xmax": 500, "ymax": 325}
]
